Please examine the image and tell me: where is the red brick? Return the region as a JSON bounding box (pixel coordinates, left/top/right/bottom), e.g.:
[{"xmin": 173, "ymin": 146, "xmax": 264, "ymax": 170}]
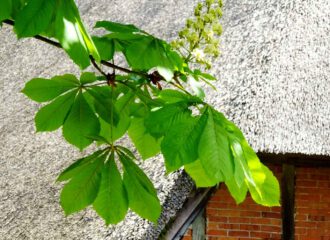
[
  {"xmin": 239, "ymin": 224, "xmax": 260, "ymax": 231},
  {"xmin": 227, "ymin": 230, "xmax": 249, "ymax": 237},
  {"xmin": 250, "ymin": 231, "xmax": 272, "ymax": 238},
  {"xmin": 261, "ymin": 211, "xmax": 281, "ymax": 219},
  {"xmin": 207, "ymin": 229, "xmax": 227, "ymax": 236},
  {"xmin": 260, "ymin": 225, "xmax": 281, "ymax": 232}
]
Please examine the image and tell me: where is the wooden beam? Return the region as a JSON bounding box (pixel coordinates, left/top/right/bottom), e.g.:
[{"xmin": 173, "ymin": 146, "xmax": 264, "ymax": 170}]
[
  {"xmin": 258, "ymin": 152, "xmax": 330, "ymax": 167},
  {"xmin": 192, "ymin": 209, "xmax": 205, "ymax": 240},
  {"xmin": 160, "ymin": 187, "xmax": 215, "ymax": 240},
  {"xmin": 281, "ymin": 164, "xmax": 295, "ymax": 240}
]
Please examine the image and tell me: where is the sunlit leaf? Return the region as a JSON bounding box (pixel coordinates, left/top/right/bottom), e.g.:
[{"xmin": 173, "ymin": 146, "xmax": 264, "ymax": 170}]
[
  {"xmin": 22, "ymin": 74, "xmax": 79, "ymax": 102},
  {"xmin": 184, "ymin": 159, "xmax": 219, "ymax": 187},
  {"xmin": 225, "ymin": 177, "xmax": 248, "ymax": 204},
  {"xmin": 198, "ymin": 107, "xmax": 233, "ymax": 181},
  {"xmin": 145, "ymin": 103, "xmax": 189, "ymax": 138},
  {"xmin": 54, "ymin": 0, "xmax": 100, "ymax": 69},
  {"xmin": 161, "ymin": 113, "xmax": 207, "ymax": 172}
]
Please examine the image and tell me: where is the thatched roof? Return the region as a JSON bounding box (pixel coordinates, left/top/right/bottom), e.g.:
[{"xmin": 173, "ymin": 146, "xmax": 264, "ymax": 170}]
[
  {"xmin": 1, "ymin": 0, "xmax": 329, "ymax": 239},
  {"xmin": 210, "ymin": 0, "xmax": 330, "ymax": 156}
]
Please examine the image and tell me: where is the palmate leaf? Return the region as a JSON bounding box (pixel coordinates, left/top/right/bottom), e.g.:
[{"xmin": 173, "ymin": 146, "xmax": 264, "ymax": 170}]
[
  {"xmin": 95, "ymin": 20, "xmax": 141, "ymax": 33},
  {"xmin": 225, "ymin": 177, "xmax": 248, "ymax": 204},
  {"xmin": 86, "ymin": 86, "xmax": 119, "ymax": 126},
  {"xmin": 128, "ymin": 117, "xmax": 161, "ymax": 160},
  {"xmin": 54, "ymin": 0, "xmax": 100, "ymax": 69},
  {"xmin": 198, "ymin": 107, "xmax": 234, "ymax": 181},
  {"xmin": 0, "ymin": 0, "xmax": 12, "ymax": 23},
  {"xmin": 161, "ymin": 112, "xmax": 206, "ymax": 172},
  {"xmin": 60, "ymin": 151, "xmax": 106, "ymax": 215},
  {"xmin": 14, "ymin": 0, "xmax": 56, "ymax": 38},
  {"xmin": 145, "ymin": 102, "xmax": 190, "ymax": 138},
  {"xmin": 22, "ymin": 74, "xmax": 79, "ymax": 102},
  {"xmin": 80, "ymin": 72, "xmax": 97, "ymax": 85},
  {"xmin": 125, "ymin": 37, "xmax": 183, "ymax": 80},
  {"xmin": 57, "ymin": 149, "xmax": 106, "ymax": 182},
  {"xmin": 241, "ymin": 141, "xmax": 280, "ymax": 206},
  {"xmin": 99, "ymin": 87, "xmax": 135, "ymax": 142},
  {"xmin": 93, "ymin": 153, "xmax": 128, "ymax": 225},
  {"xmin": 92, "ymin": 36, "xmax": 115, "ymax": 61},
  {"xmin": 184, "ymin": 159, "xmax": 219, "ymax": 187},
  {"xmin": 63, "ymin": 91, "xmax": 100, "ymax": 150},
  {"xmin": 35, "ymin": 89, "xmax": 78, "ymax": 132},
  {"xmin": 118, "ymin": 151, "xmax": 161, "ymax": 223}
]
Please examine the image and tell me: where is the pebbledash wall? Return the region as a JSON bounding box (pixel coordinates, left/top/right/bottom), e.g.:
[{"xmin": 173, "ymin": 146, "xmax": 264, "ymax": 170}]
[{"xmin": 182, "ymin": 165, "xmax": 330, "ymax": 240}]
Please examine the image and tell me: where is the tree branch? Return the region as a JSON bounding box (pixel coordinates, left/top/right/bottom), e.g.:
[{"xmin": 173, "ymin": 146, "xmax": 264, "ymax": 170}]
[{"xmin": 2, "ymin": 19, "xmax": 145, "ymax": 77}]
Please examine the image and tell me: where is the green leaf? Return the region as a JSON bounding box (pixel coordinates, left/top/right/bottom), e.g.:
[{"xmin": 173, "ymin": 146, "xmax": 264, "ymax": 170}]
[
  {"xmin": 157, "ymin": 89, "xmax": 203, "ymax": 104},
  {"xmin": 225, "ymin": 177, "xmax": 248, "ymax": 204},
  {"xmin": 14, "ymin": 0, "xmax": 56, "ymax": 38},
  {"xmin": 0, "ymin": 0, "xmax": 12, "ymax": 22},
  {"xmin": 116, "ymin": 146, "xmax": 137, "ymax": 160},
  {"xmin": 63, "ymin": 91, "xmax": 100, "ymax": 150},
  {"xmin": 80, "ymin": 72, "xmax": 97, "ymax": 84},
  {"xmin": 145, "ymin": 103, "xmax": 189, "ymax": 138},
  {"xmin": 60, "ymin": 152, "xmax": 105, "ymax": 215},
  {"xmin": 86, "ymin": 86, "xmax": 119, "ymax": 126},
  {"xmin": 230, "ymin": 139, "xmax": 255, "ymax": 187},
  {"xmin": 111, "ymin": 89, "xmax": 135, "ymax": 140},
  {"xmin": 92, "ymin": 36, "xmax": 115, "ymax": 61},
  {"xmin": 22, "ymin": 74, "xmax": 79, "ymax": 102},
  {"xmin": 57, "ymin": 149, "xmax": 106, "ymax": 182},
  {"xmin": 184, "ymin": 159, "xmax": 219, "ymax": 187},
  {"xmin": 93, "ymin": 153, "xmax": 128, "ymax": 225},
  {"xmin": 193, "ymin": 69, "xmax": 216, "ymax": 80},
  {"xmin": 198, "ymin": 107, "xmax": 234, "ymax": 181},
  {"xmin": 161, "ymin": 113, "xmax": 207, "ymax": 172},
  {"xmin": 158, "ymin": 89, "xmax": 189, "ymax": 103},
  {"xmin": 128, "ymin": 117, "xmax": 161, "ymax": 160},
  {"xmin": 125, "ymin": 37, "xmax": 182, "ymax": 80},
  {"xmin": 118, "ymin": 152, "xmax": 161, "ymax": 223},
  {"xmin": 188, "ymin": 75, "xmax": 205, "ymax": 99},
  {"xmin": 10, "ymin": 0, "xmax": 27, "ymax": 19},
  {"xmin": 98, "ymin": 89, "xmax": 134, "ymax": 143},
  {"xmin": 95, "ymin": 20, "xmax": 141, "ymax": 33},
  {"xmin": 54, "ymin": 0, "xmax": 100, "ymax": 69},
  {"xmin": 242, "ymin": 142, "xmax": 280, "ymax": 206},
  {"xmin": 35, "ymin": 90, "xmax": 77, "ymax": 131}
]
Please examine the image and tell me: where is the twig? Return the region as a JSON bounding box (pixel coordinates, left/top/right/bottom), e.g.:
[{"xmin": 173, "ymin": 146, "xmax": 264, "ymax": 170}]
[{"xmin": 2, "ymin": 19, "xmax": 146, "ymax": 77}]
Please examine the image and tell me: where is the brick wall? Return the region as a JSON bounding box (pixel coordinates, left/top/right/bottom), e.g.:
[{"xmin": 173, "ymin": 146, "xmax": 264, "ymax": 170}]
[
  {"xmin": 295, "ymin": 167, "xmax": 330, "ymax": 240},
  {"xmin": 182, "ymin": 165, "xmax": 330, "ymax": 240}
]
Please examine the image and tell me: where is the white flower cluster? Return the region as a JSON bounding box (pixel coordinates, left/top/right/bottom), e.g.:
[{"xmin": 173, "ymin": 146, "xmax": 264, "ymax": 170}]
[{"xmin": 171, "ymin": 0, "xmax": 223, "ymax": 69}]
